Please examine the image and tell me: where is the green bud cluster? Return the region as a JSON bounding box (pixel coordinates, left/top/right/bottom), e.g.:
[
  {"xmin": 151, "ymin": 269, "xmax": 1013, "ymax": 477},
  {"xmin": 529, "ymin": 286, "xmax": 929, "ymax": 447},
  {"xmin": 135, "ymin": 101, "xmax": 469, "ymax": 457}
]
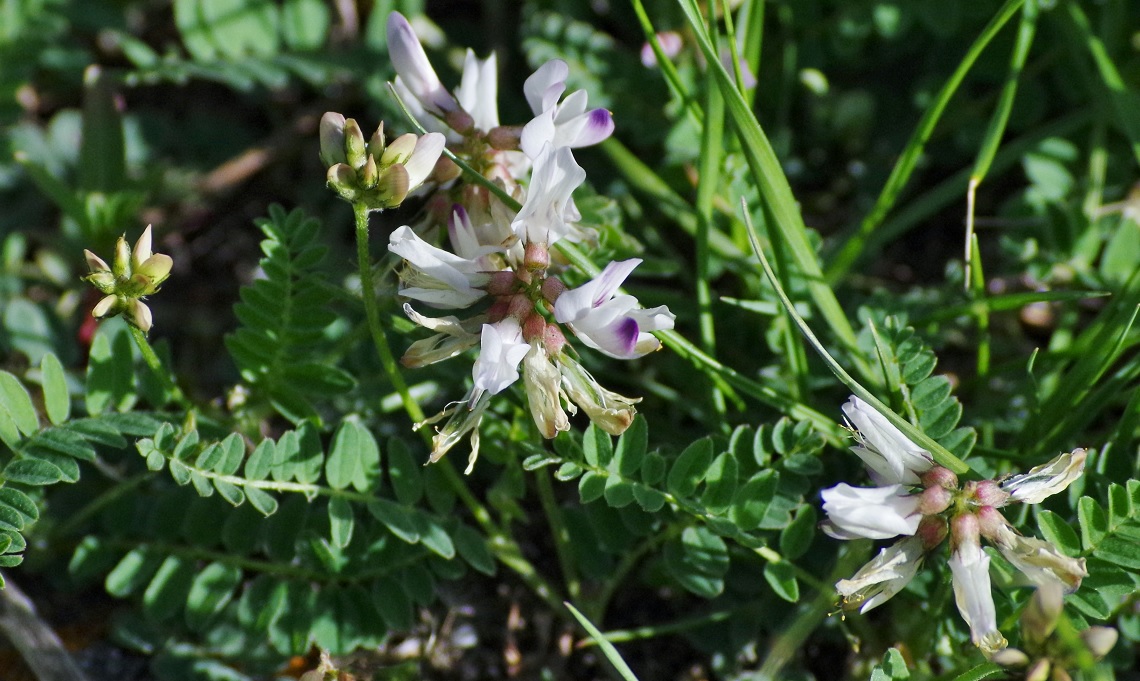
[
  {"xmin": 83, "ymin": 225, "xmax": 172, "ymax": 333},
  {"xmin": 320, "ymin": 113, "xmax": 438, "ymax": 211}
]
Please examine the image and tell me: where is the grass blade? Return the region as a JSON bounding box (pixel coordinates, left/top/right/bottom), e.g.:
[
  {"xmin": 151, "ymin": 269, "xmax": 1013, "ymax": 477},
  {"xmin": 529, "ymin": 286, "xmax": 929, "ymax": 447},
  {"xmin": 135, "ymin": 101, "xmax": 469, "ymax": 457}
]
[
  {"xmin": 565, "ymin": 601, "xmax": 640, "ymax": 681},
  {"xmin": 827, "ymin": 0, "xmax": 1025, "ymax": 282},
  {"xmin": 742, "ymin": 200, "xmax": 970, "ymax": 474}
]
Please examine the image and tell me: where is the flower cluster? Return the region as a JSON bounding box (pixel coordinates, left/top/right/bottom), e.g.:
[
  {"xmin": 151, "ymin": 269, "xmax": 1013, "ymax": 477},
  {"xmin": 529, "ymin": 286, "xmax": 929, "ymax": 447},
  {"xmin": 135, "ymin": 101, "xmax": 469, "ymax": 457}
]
[
  {"xmin": 823, "ymin": 396, "xmax": 1088, "ymax": 655},
  {"xmin": 83, "ymin": 225, "xmax": 172, "ymax": 334},
  {"xmin": 319, "ymin": 115, "xmax": 445, "ymax": 211},
  {"xmin": 379, "ymin": 12, "xmax": 673, "ymax": 472}
]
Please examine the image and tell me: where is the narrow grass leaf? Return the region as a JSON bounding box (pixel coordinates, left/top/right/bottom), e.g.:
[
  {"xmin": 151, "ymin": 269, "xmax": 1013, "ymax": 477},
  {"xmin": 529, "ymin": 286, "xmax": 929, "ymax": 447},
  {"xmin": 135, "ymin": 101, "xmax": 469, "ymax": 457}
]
[{"xmin": 565, "ymin": 601, "xmax": 641, "ymax": 681}]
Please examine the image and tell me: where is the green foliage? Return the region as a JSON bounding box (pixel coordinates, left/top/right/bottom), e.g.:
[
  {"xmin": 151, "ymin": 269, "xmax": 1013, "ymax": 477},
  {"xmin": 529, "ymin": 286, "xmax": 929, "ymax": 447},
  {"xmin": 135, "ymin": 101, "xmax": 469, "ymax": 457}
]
[
  {"xmin": 225, "ymin": 206, "xmax": 355, "ymax": 424},
  {"xmin": 3, "ymin": 0, "xmax": 1140, "ymax": 679}
]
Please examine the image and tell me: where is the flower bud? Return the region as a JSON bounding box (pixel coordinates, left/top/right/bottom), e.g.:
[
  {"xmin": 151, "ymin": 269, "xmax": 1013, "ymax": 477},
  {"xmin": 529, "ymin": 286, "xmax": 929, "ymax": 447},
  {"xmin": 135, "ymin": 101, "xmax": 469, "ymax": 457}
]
[
  {"xmin": 327, "ymin": 164, "xmax": 359, "ymax": 201},
  {"xmin": 432, "ymin": 155, "xmax": 462, "ymax": 183},
  {"xmin": 487, "ymin": 125, "xmax": 523, "ymax": 150},
  {"xmin": 522, "ymin": 312, "xmax": 546, "ymax": 342},
  {"xmin": 113, "ymin": 235, "xmax": 132, "ymax": 277},
  {"xmin": 343, "ymin": 118, "xmax": 368, "ymax": 170},
  {"xmin": 1022, "ymin": 582, "xmax": 1063, "ymax": 645},
  {"xmin": 990, "ymin": 648, "xmax": 1030, "ymax": 668},
  {"xmin": 916, "ymin": 515, "xmax": 948, "ymax": 550},
  {"xmin": 445, "ymin": 108, "xmax": 475, "ymax": 135},
  {"xmin": 369, "ymin": 121, "xmax": 385, "ymax": 157},
  {"xmin": 1025, "ymin": 659, "xmax": 1051, "ymax": 681},
  {"xmin": 1080, "ymin": 626, "xmax": 1118, "ymax": 659},
  {"xmin": 921, "ymin": 466, "xmax": 958, "ymax": 490},
  {"xmin": 359, "ymin": 154, "xmax": 379, "ymax": 189},
  {"xmin": 541, "ymin": 277, "xmax": 566, "ymax": 304},
  {"xmin": 506, "ymin": 293, "xmax": 533, "ymax": 320},
  {"xmin": 374, "ymin": 165, "xmax": 410, "ymax": 208},
  {"xmin": 543, "ymin": 324, "xmax": 567, "ymax": 356},
  {"xmin": 486, "ymin": 298, "xmax": 510, "ymax": 323},
  {"xmin": 972, "ymin": 480, "xmax": 1011, "ymax": 507},
  {"xmin": 918, "ymin": 485, "xmax": 952, "ymax": 515},
  {"xmin": 524, "ymin": 241, "xmax": 549, "ymax": 271},
  {"xmin": 126, "ymin": 299, "xmax": 154, "ymax": 333},
  {"xmin": 319, "ymin": 112, "xmax": 347, "ymax": 167},
  {"xmin": 92, "ymin": 294, "xmax": 118, "ymax": 318},
  {"xmin": 950, "ymin": 512, "xmax": 980, "ymax": 552},
  {"xmin": 485, "ymin": 271, "xmax": 517, "ymax": 296}
]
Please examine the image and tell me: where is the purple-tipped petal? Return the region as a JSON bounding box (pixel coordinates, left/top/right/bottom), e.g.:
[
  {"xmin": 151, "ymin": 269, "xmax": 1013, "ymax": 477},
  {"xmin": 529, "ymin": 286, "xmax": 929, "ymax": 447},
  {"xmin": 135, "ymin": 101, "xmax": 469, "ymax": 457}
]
[
  {"xmin": 572, "ymin": 108, "xmax": 615, "ymax": 147},
  {"xmin": 387, "ymin": 12, "xmax": 456, "ymax": 115}
]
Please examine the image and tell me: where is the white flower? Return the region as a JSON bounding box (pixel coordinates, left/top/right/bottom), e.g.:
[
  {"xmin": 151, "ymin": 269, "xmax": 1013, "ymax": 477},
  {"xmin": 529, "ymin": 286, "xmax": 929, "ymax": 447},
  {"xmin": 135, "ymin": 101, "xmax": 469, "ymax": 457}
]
[
  {"xmin": 1001, "ymin": 449, "xmax": 1087, "ymax": 505},
  {"xmin": 388, "ymin": 225, "xmax": 491, "ymax": 308},
  {"xmin": 471, "ymin": 318, "xmax": 530, "ymax": 400},
  {"xmin": 553, "ymin": 259, "xmax": 675, "ymax": 359},
  {"xmin": 454, "ymin": 49, "xmax": 499, "ymax": 132},
  {"xmin": 979, "ymin": 508, "xmax": 1086, "ymax": 593},
  {"xmin": 386, "ymin": 12, "xmax": 458, "ymax": 117},
  {"xmin": 520, "ymin": 60, "xmax": 615, "ymax": 160},
  {"xmin": 842, "ymin": 396, "xmax": 933, "ymax": 485},
  {"xmin": 379, "ymin": 131, "xmax": 447, "ymax": 191},
  {"xmin": 523, "ymin": 342, "xmax": 572, "ymax": 438},
  {"xmin": 510, "ymin": 144, "xmax": 587, "ymax": 246},
  {"xmin": 820, "ymin": 483, "xmax": 923, "ymax": 540},
  {"xmin": 557, "ymin": 353, "xmax": 640, "ymax": 435},
  {"xmin": 836, "ymin": 536, "xmax": 925, "ymax": 613},
  {"xmin": 949, "ymin": 536, "xmax": 1006, "ymax": 654},
  {"xmin": 448, "ymin": 205, "xmax": 510, "ymax": 266},
  {"xmin": 399, "ymin": 304, "xmax": 482, "ymax": 368}
]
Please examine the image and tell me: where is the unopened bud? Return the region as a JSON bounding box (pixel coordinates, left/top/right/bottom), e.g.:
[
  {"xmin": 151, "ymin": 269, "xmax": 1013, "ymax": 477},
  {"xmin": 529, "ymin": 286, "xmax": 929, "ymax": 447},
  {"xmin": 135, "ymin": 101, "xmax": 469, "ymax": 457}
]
[
  {"xmin": 1025, "ymin": 660, "xmax": 1051, "ymax": 681},
  {"xmin": 113, "ymin": 236, "xmax": 131, "ymax": 277},
  {"xmin": 487, "ymin": 125, "xmax": 523, "ymax": 150},
  {"xmin": 524, "ymin": 241, "xmax": 549, "ymax": 271},
  {"xmin": 126, "ymin": 299, "xmax": 153, "ymax": 333},
  {"xmin": 319, "ymin": 112, "xmax": 347, "ymax": 166},
  {"xmin": 916, "ymin": 515, "xmax": 948, "ymax": 550},
  {"xmin": 487, "ymin": 298, "xmax": 510, "ymax": 322},
  {"xmin": 92, "ymin": 294, "xmax": 118, "ymax": 319},
  {"xmin": 950, "ymin": 512, "xmax": 980, "ymax": 551},
  {"xmin": 445, "ymin": 109, "xmax": 475, "ymax": 135},
  {"xmin": 432, "ymin": 155, "xmax": 462, "ymax": 183},
  {"xmin": 486, "ymin": 271, "xmax": 517, "ymax": 296},
  {"xmin": 506, "ymin": 294, "xmax": 532, "ymax": 320},
  {"xmin": 522, "ymin": 313, "xmax": 546, "ymax": 342},
  {"xmin": 1080, "ymin": 626, "xmax": 1118, "ymax": 658},
  {"xmin": 360, "ymin": 154, "xmax": 379, "ymax": 189},
  {"xmin": 327, "ymin": 164, "xmax": 359, "ymax": 201},
  {"xmin": 369, "ymin": 121, "xmax": 385, "ymax": 156},
  {"xmin": 1051, "ymin": 666, "xmax": 1072, "ymax": 681},
  {"xmin": 374, "ymin": 164, "xmax": 410, "ymax": 208},
  {"xmin": 541, "ymin": 277, "xmax": 566, "ymax": 304},
  {"xmin": 918, "ymin": 486, "xmax": 952, "ymax": 515},
  {"xmin": 921, "ymin": 466, "xmax": 958, "ymax": 490},
  {"xmin": 972, "ymin": 480, "xmax": 1011, "ymax": 507},
  {"xmin": 990, "ymin": 648, "xmax": 1030, "ymax": 668},
  {"xmin": 1022, "ymin": 582, "xmax": 1063, "ymax": 645},
  {"xmin": 975, "ymin": 505, "xmax": 1008, "ymax": 541},
  {"xmin": 543, "ymin": 324, "xmax": 567, "ymax": 356},
  {"xmin": 344, "ymin": 118, "xmax": 368, "ymax": 170}
]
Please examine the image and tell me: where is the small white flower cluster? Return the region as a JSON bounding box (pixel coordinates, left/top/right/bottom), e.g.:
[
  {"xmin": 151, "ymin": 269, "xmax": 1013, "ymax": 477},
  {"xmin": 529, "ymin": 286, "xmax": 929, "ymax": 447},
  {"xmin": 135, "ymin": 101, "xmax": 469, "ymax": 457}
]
[
  {"xmin": 381, "ymin": 13, "xmax": 675, "ymax": 472},
  {"xmin": 823, "ymin": 396, "xmax": 1088, "ymax": 655}
]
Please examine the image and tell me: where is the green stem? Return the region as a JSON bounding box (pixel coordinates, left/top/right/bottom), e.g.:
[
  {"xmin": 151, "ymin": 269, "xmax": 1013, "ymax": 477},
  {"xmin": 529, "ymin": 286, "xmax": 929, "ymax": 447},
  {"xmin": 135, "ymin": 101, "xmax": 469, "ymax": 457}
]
[
  {"xmin": 353, "ymin": 203, "xmax": 424, "ymax": 425},
  {"xmin": 128, "ymin": 325, "xmax": 190, "ymax": 409},
  {"xmin": 351, "ymin": 202, "xmax": 565, "ymax": 614},
  {"xmin": 535, "ymin": 467, "xmax": 580, "ymax": 603}
]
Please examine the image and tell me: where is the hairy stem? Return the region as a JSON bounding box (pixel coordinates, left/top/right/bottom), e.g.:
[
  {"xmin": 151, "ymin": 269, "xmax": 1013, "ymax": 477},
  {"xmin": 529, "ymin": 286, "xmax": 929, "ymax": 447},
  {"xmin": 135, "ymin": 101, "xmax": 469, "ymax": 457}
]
[{"xmin": 128, "ymin": 325, "xmax": 190, "ymax": 409}]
